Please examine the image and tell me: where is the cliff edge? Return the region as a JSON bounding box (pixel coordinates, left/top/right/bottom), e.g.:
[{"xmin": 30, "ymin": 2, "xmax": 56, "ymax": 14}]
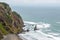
[{"xmin": 0, "ymin": 2, "xmax": 24, "ymax": 40}]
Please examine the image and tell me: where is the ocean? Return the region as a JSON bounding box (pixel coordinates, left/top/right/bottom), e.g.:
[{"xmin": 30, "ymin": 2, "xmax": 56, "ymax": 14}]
[{"xmin": 12, "ymin": 6, "xmax": 60, "ymax": 40}]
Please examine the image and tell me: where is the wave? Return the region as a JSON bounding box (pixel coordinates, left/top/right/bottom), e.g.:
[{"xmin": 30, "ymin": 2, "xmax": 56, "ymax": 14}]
[
  {"xmin": 24, "ymin": 21, "xmax": 50, "ymax": 29},
  {"xmin": 19, "ymin": 21, "xmax": 60, "ymax": 40},
  {"xmin": 56, "ymin": 22, "xmax": 60, "ymax": 24}
]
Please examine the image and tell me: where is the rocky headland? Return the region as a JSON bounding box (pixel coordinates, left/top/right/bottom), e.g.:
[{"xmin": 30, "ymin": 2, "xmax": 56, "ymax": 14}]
[{"xmin": 0, "ymin": 2, "xmax": 24, "ymax": 40}]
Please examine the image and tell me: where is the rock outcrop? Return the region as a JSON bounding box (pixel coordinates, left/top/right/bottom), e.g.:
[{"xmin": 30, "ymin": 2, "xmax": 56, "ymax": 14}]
[{"xmin": 0, "ymin": 2, "xmax": 24, "ymax": 40}]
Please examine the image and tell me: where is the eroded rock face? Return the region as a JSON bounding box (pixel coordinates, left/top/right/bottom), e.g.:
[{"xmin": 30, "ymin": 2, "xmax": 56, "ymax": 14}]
[{"xmin": 0, "ymin": 2, "xmax": 24, "ymax": 40}]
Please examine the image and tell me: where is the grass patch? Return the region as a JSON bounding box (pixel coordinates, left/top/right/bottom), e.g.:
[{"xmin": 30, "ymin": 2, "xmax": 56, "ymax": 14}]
[{"xmin": 0, "ymin": 23, "xmax": 8, "ymax": 35}]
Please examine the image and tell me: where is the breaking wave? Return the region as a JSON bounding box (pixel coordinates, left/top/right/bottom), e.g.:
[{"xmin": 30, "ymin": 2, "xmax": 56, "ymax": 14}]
[{"xmin": 18, "ymin": 21, "xmax": 60, "ymax": 40}]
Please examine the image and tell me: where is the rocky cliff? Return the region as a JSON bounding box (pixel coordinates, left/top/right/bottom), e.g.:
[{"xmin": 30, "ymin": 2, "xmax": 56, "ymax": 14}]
[{"xmin": 0, "ymin": 2, "xmax": 24, "ymax": 40}]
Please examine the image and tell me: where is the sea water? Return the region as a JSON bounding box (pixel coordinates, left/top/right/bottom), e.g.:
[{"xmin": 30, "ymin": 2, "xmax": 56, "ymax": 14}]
[{"xmin": 12, "ymin": 6, "xmax": 60, "ymax": 40}]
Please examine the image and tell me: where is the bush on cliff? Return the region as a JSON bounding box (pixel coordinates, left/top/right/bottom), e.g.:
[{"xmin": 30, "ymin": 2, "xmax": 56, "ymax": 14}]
[{"xmin": 0, "ymin": 2, "xmax": 24, "ymax": 40}]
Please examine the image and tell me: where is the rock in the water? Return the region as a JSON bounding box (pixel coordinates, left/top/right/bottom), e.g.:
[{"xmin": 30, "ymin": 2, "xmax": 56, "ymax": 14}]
[{"xmin": 0, "ymin": 2, "xmax": 24, "ymax": 40}]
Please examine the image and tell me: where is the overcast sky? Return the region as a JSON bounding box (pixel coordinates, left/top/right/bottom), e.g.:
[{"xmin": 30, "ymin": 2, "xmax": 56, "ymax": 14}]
[{"xmin": 0, "ymin": 0, "xmax": 59, "ymax": 7}]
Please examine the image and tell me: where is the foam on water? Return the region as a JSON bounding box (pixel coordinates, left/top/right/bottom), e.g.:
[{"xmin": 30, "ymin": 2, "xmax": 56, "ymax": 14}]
[
  {"xmin": 24, "ymin": 21, "xmax": 50, "ymax": 29},
  {"xmin": 19, "ymin": 21, "xmax": 60, "ymax": 40},
  {"xmin": 56, "ymin": 22, "xmax": 60, "ymax": 24}
]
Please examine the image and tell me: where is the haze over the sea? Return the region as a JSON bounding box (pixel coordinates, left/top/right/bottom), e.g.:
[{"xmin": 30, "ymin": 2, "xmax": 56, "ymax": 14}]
[{"xmin": 0, "ymin": 0, "xmax": 59, "ymax": 7}]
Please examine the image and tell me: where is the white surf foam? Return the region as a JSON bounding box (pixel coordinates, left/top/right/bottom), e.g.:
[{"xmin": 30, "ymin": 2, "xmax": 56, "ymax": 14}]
[
  {"xmin": 19, "ymin": 21, "xmax": 60, "ymax": 40},
  {"xmin": 56, "ymin": 22, "xmax": 60, "ymax": 24},
  {"xmin": 24, "ymin": 21, "xmax": 51, "ymax": 29},
  {"xmin": 24, "ymin": 21, "xmax": 37, "ymax": 24}
]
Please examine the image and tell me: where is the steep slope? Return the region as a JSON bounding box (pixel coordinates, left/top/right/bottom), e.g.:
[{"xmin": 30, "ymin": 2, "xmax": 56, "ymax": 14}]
[{"xmin": 0, "ymin": 2, "xmax": 24, "ymax": 40}]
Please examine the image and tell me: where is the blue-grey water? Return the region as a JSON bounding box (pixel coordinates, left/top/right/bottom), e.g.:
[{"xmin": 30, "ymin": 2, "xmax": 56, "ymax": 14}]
[
  {"xmin": 12, "ymin": 6, "xmax": 60, "ymax": 38},
  {"xmin": 12, "ymin": 7, "xmax": 60, "ymax": 22}
]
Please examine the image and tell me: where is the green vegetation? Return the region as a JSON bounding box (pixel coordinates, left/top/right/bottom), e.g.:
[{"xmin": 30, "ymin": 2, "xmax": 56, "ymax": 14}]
[
  {"xmin": 6, "ymin": 13, "xmax": 12, "ymax": 23},
  {"xmin": 0, "ymin": 2, "xmax": 24, "ymax": 40},
  {"xmin": 12, "ymin": 11, "xmax": 21, "ymax": 18},
  {"xmin": 0, "ymin": 23, "xmax": 8, "ymax": 35}
]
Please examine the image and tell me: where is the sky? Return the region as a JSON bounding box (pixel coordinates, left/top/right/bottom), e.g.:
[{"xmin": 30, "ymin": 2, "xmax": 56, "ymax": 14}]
[{"xmin": 0, "ymin": 0, "xmax": 59, "ymax": 7}]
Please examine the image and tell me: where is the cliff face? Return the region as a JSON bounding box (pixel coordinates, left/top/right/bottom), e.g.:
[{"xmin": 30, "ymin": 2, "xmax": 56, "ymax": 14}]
[{"xmin": 0, "ymin": 2, "xmax": 24, "ymax": 39}]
